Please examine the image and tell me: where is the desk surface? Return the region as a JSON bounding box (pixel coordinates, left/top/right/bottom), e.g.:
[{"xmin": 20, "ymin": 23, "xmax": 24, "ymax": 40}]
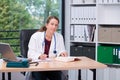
[{"xmin": 0, "ymin": 56, "xmax": 107, "ymax": 72}]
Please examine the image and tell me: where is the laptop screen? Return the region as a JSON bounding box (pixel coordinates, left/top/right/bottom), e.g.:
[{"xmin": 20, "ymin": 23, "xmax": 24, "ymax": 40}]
[{"xmin": 0, "ymin": 43, "xmax": 18, "ymax": 61}]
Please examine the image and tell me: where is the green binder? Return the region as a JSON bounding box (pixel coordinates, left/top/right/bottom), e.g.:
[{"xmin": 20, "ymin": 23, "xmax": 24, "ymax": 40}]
[
  {"xmin": 117, "ymin": 47, "xmax": 120, "ymax": 64},
  {"xmin": 97, "ymin": 46, "xmax": 113, "ymax": 64}
]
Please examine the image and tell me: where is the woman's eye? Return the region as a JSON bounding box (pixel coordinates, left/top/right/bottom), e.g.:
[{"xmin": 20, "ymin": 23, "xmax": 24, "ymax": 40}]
[
  {"xmin": 50, "ymin": 23, "xmax": 58, "ymax": 27},
  {"xmin": 55, "ymin": 24, "xmax": 58, "ymax": 27},
  {"xmin": 51, "ymin": 23, "xmax": 55, "ymax": 26}
]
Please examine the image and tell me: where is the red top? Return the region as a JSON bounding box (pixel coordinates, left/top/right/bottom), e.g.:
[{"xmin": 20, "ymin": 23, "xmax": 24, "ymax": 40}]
[{"xmin": 44, "ymin": 38, "xmax": 51, "ymax": 57}]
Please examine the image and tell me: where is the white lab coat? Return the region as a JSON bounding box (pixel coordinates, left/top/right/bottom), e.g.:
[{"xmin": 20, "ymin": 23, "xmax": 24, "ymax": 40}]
[{"xmin": 28, "ymin": 31, "xmax": 66, "ymax": 60}]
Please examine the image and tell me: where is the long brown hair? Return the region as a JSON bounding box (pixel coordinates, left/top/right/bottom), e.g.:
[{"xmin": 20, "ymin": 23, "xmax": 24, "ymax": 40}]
[{"xmin": 38, "ymin": 16, "xmax": 59, "ymax": 32}]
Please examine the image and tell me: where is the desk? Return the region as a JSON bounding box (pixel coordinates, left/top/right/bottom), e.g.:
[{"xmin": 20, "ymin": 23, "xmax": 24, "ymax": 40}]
[
  {"xmin": 0, "ymin": 57, "xmax": 107, "ymax": 80},
  {"xmin": 0, "ymin": 57, "xmax": 107, "ymax": 72}
]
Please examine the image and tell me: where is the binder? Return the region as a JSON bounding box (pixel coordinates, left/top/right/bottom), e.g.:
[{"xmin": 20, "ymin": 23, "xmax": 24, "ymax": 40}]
[
  {"xmin": 74, "ymin": 7, "xmax": 79, "ymax": 24},
  {"xmin": 71, "ymin": 45, "xmax": 95, "ymax": 60},
  {"xmin": 74, "ymin": 25, "xmax": 80, "ymax": 42},
  {"xmin": 71, "ymin": 0, "xmax": 83, "ymax": 4},
  {"xmin": 84, "ymin": 0, "xmax": 96, "ymax": 4},
  {"xmin": 97, "ymin": 46, "xmax": 113, "ymax": 64},
  {"xmin": 84, "ymin": 25, "xmax": 89, "ymax": 42},
  {"xmin": 81, "ymin": 69, "xmax": 87, "ymax": 80},
  {"xmin": 84, "ymin": 25, "xmax": 92, "ymax": 42},
  {"xmin": 90, "ymin": 26, "xmax": 96, "ymax": 42},
  {"xmin": 70, "ymin": 25, "xmax": 74, "ymax": 41},
  {"xmin": 83, "ymin": 46, "xmax": 95, "ymax": 60},
  {"xmin": 80, "ymin": 25, "xmax": 85, "ymax": 42},
  {"xmin": 81, "ymin": 7, "xmax": 84, "ymax": 24},
  {"xmin": 70, "ymin": 46, "xmax": 83, "ymax": 56},
  {"xmin": 113, "ymin": 46, "xmax": 120, "ymax": 64},
  {"xmin": 109, "ymin": 68, "xmax": 116, "ymax": 80},
  {"xmin": 113, "ymin": 47, "xmax": 117, "ymax": 63},
  {"xmin": 78, "ymin": 7, "xmax": 82, "ymax": 24},
  {"xmin": 98, "ymin": 0, "xmax": 103, "ymax": 4},
  {"xmin": 117, "ymin": 48, "xmax": 120, "ymax": 64},
  {"xmin": 92, "ymin": 7, "xmax": 96, "ymax": 24},
  {"xmin": 71, "ymin": 7, "xmax": 75, "ymax": 24}
]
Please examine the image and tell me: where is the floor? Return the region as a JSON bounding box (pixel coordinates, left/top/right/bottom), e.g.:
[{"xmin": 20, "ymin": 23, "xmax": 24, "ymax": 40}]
[
  {"xmin": 0, "ymin": 71, "xmax": 68, "ymax": 80},
  {"xmin": 0, "ymin": 72, "xmax": 25, "ymax": 80}
]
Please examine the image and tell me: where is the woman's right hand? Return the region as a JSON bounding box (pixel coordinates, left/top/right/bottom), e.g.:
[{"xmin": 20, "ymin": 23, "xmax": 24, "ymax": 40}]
[{"xmin": 38, "ymin": 54, "xmax": 48, "ymax": 60}]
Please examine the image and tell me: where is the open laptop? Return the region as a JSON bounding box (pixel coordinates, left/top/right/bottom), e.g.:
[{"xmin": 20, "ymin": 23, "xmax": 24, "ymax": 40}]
[{"xmin": 0, "ymin": 42, "xmax": 27, "ymax": 62}]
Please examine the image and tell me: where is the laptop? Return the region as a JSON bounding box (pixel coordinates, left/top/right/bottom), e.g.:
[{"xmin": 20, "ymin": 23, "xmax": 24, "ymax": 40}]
[{"xmin": 0, "ymin": 42, "xmax": 27, "ymax": 62}]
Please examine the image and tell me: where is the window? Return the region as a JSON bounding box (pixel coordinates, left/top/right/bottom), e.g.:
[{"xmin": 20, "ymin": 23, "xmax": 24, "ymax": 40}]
[{"xmin": 0, "ymin": 0, "xmax": 64, "ymax": 55}]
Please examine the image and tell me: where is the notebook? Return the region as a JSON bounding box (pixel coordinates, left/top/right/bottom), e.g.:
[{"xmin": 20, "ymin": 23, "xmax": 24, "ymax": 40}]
[{"xmin": 0, "ymin": 42, "xmax": 28, "ymax": 62}]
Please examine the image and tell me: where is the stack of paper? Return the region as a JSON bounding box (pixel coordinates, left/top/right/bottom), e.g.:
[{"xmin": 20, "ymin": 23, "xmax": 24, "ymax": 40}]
[
  {"xmin": 0, "ymin": 59, "xmax": 3, "ymax": 68},
  {"xmin": 55, "ymin": 57, "xmax": 80, "ymax": 62}
]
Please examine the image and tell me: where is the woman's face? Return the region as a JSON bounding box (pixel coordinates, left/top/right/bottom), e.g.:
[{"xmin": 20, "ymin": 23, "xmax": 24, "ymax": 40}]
[{"xmin": 46, "ymin": 18, "xmax": 59, "ymax": 34}]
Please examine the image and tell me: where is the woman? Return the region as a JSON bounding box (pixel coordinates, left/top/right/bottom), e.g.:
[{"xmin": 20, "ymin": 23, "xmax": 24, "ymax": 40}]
[{"xmin": 27, "ymin": 16, "xmax": 68, "ymax": 80}]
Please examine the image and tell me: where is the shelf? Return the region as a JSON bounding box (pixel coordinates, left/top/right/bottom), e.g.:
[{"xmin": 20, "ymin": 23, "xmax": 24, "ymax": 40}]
[
  {"xmin": 98, "ymin": 23, "xmax": 120, "ymax": 25},
  {"xmin": 98, "ymin": 3, "xmax": 120, "ymax": 5},
  {"xmin": 70, "ymin": 42, "xmax": 95, "ymax": 47},
  {"xmin": 98, "ymin": 42, "xmax": 120, "ymax": 45},
  {"xmin": 71, "ymin": 3, "xmax": 96, "ymax": 6},
  {"xmin": 106, "ymin": 63, "xmax": 120, "ymax": 68},
  {"xmin": 70, "ymin": 41, "xmax": 95, "ymax": 43},
  {"xmin": 70, "ymin": 23, "xmax": 96, "ymax": 25}
]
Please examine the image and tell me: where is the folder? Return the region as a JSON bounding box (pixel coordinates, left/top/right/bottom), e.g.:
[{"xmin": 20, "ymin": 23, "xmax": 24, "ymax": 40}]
[
  {"xmin": 71, "ymin": 6, "xmax": 75, "ymax": 24},
  {"xmin": 113, "ymin": 47, "xmax": 117, "ymax": 63},
  {"xmin": 83, "ymin": 46, "xmax": 95, "ymax": 60},
  {"xmin": 70, "ymin": 25, "xmax": 74, "ymax": 41},
  {"xmin": 117, "ymin": 47, "xmax": 120, "ymax": 64},
  {"xmin": 97, "ymin": 46, "xmax": 113, "ymax": 64},
  {"xmin": 70, "ymin": 46, "xmax": 83, "ymax": 56},
  {"xmin": 74, "ymin": 25, "xmax": 79, "ymax": 42}
]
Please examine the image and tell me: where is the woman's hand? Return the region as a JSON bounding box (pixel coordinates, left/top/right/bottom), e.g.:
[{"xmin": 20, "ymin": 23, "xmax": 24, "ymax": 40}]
[
  {"xmin": 38, "ymin": 54, "xmax": 48, "ymax": 60},
  {"xmin": 60, "ymin": 52, "xmax": 68, "ymax": 57}
]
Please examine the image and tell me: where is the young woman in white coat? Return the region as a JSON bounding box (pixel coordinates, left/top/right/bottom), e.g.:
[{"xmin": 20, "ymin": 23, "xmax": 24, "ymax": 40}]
[{"xmin": 27, "ymin": 16, "xmax": 68, "ymax": 80}]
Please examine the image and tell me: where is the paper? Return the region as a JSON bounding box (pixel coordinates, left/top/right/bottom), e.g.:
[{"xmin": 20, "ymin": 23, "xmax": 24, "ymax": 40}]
[
  {"xmin": 0, "ymin": 59, "xmax": 3, "ymax": 68},
  {"xmin": 32, "ymin": 58, "xmax": 51, "ymax": 62},
  {"xmin": 55, "ymin": 56, "xmax": 80, "ymax": 62}
]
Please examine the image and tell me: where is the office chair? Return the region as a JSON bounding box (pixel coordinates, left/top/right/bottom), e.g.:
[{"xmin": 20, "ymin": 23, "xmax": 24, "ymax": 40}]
[
  {"xmin": 20, "ymin": 29, "xmax": 38, "ymax": 80},
  {"xmin": 20, "ymin": 29, "xmax": 38, "ymax": 58}
]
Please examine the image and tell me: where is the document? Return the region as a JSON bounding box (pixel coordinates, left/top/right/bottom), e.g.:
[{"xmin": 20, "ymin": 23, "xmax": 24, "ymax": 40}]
[
  {"xmin": 31, "ymin": 58, "xmax": 51, "ymax": 62},
  {"xmin": 55, "ymin": 56, "xmax": 80, "ymax": 62},
  {"xmin": 0, "ymin": 59, "xmax": 3, "ymax": 68},
  {"xmin": 31, "ymin": 57, "xmax": 81, "ymax": 63}
]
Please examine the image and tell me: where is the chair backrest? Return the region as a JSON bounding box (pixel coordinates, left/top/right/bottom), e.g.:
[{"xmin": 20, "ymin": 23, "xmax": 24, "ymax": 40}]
[{"xmin": 20, "ymin": 29, "xmax": 38, "ymax": 58}]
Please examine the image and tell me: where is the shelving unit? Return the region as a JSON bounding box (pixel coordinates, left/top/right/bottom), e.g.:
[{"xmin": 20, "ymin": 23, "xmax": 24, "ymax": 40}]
[
  {"xmin": 67, "ymin": 0, "xmax": 120, "ymax": 80},
  {"xmin": 70, "ymin": 0, "xmax": 96, "ymax": 59},
  {"xmin": 70, "ymin": 0, "xmax": 120, "ymax": 64},
  {"xmin": 97, "ymin": 2, "xmax": 120, "ymax": 64}
]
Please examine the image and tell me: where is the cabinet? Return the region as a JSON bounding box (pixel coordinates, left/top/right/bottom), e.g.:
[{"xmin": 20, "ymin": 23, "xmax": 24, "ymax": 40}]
[
  {"xmin": 68, "ymin": 0, "xmax": 120, "ymax": 80},
  {"xmin": 70, "ymin": 0, "xmax": 120, "ymax": 64}
]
